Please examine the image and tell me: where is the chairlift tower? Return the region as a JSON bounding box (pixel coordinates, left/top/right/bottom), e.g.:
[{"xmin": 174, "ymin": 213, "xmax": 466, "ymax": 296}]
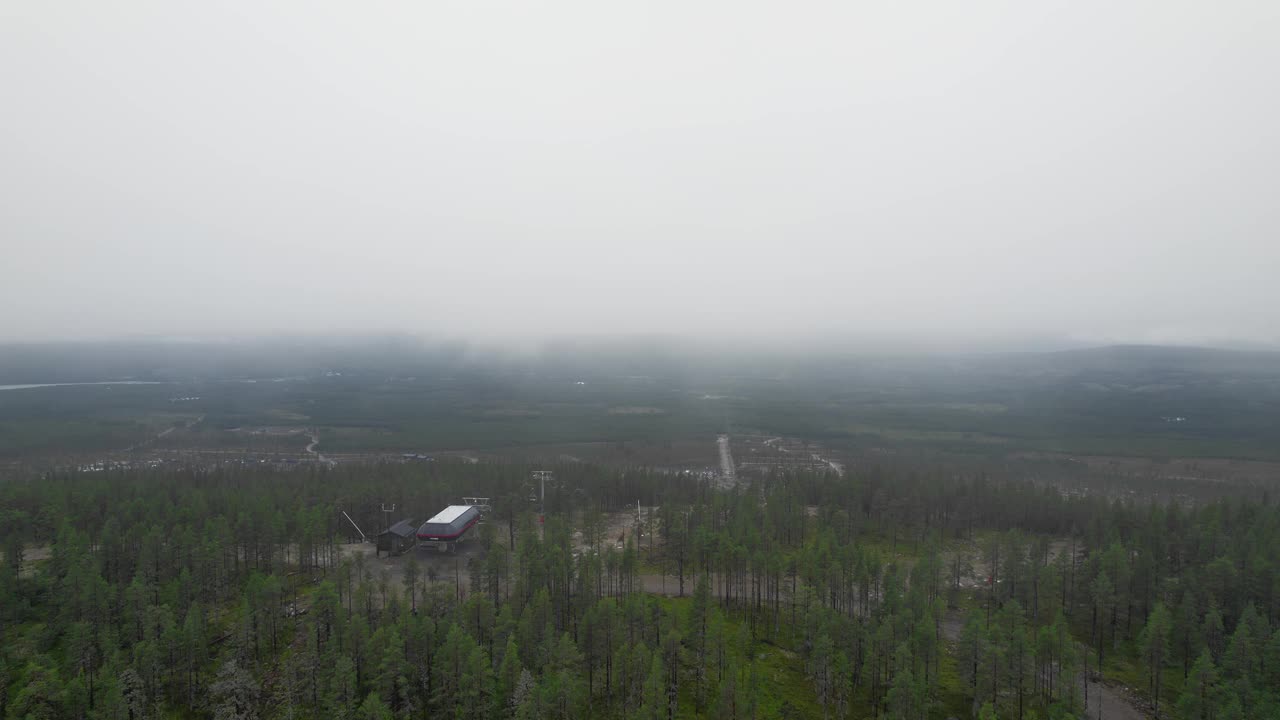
[
  {"xmin": 531, "ymin": 470, "xmax": 553, "ymax": 515},
  {"xmin": 380, "ymin": 503, "xmax": 396, "ymax": 533}
]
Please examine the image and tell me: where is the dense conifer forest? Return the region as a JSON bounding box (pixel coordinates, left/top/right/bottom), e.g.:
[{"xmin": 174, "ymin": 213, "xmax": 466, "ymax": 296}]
[{"xmin": 2, "ymin": 462, "xmax": 1278, "ymax": 719}]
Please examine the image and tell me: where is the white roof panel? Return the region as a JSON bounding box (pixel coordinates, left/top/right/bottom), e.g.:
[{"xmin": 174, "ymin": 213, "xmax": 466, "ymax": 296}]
[{"xmin": 427, "ymin": 505, "xmax": 473, "ymax": 524}]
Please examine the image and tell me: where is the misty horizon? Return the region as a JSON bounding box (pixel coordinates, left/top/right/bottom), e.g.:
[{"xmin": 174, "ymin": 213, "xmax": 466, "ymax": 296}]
[{"xmin": 5, "ymin": 330, "xmax": 1280, "ymax": 372}]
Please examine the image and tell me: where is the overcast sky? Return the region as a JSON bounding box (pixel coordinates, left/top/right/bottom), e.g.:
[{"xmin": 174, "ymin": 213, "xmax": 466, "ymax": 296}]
[{"xmin": 2, "ymin": 0, "xmax": 1277, "ymax": 347}]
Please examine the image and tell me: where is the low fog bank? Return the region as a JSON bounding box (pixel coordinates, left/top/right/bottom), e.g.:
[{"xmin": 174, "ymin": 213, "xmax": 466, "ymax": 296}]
[{"xmin": 3, "ymin": 333, "xmax": 1279, "ymax": 386}]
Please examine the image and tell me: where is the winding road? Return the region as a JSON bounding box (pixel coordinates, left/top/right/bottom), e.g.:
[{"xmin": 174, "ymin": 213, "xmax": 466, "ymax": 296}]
[{"xmin": 306, "ymin": 433, "xmax": 337, "ymax": 467}]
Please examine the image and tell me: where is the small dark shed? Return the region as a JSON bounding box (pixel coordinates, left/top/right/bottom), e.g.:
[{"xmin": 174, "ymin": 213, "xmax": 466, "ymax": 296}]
[{"xmin": 377, "ymin": 519, "xmax": 417, "ymax": 556}]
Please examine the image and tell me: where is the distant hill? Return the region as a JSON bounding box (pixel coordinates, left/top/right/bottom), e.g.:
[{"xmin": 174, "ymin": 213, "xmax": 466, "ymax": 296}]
[{"xmin": 1029, "ymin": 344, "xmax": 1280, "ymax": 375}]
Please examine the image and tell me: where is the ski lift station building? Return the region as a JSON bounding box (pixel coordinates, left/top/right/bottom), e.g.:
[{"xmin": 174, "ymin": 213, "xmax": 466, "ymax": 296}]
[{"xmin": 416, "ymin": 505, "xmax": 481, "ymax": 550}]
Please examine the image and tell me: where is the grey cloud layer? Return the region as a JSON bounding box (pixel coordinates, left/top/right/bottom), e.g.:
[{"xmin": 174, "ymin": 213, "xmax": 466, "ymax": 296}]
[{"xmin": 2, "ymin": 1, "xmax": 1277, "ymax": 344}]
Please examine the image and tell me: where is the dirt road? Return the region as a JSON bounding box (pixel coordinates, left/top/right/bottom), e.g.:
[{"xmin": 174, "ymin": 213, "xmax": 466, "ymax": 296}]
[
  {"xmin": 1081, "ymin": 678, "xmax": 1148, "ymax": 720},
  {"xmin": 717, "ymin": 434, "xmax": 736, "ymax": 487},
  {"xmin": 941, "ymin": 609, "xmax": 1149, "ymax": 720},
  {"xmin": 340, "ymin": 539, "xmax": 485, "ymax": 595}
]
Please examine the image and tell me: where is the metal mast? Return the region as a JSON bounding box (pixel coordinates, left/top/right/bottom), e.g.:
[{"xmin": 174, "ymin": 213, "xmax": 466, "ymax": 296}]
[{"xmin": 531, "ymin": 470, "xmax": 553, "ymax": 515}]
